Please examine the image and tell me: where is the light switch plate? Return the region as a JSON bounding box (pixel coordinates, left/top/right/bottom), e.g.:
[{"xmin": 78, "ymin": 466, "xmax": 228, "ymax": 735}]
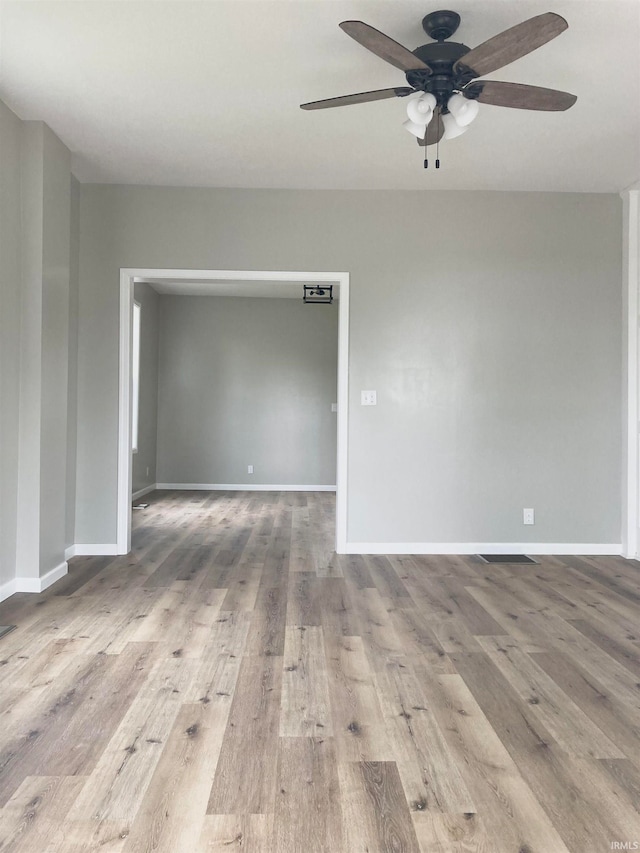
[
  {"xmin": 361, "ymin": 390, "xmax": 377, "ymax": 406},
  {"xmin": 331, "ymin": 403, "xmax": 338, "ymax": 412}
]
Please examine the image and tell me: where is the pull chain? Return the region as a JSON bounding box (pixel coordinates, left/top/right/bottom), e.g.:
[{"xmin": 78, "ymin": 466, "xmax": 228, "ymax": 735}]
[{"xmin": 436, "ymin": 110, "xmax": 441, "ymax": 169}]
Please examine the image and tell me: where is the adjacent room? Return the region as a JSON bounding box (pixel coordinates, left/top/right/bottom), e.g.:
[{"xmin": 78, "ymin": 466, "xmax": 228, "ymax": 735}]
[
  {"xmin": 0, "ymin": 1, "xmax": 639, "ymax": 851},
  {"xmin": 130, "ymin": 280, "xmax": 339, "ymax": 499}
]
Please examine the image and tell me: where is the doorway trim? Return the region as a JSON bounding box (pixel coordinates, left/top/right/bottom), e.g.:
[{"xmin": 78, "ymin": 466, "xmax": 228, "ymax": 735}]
[{"xmin": 118, "ymin": 268, "xmax": 350, "ymax": 555}]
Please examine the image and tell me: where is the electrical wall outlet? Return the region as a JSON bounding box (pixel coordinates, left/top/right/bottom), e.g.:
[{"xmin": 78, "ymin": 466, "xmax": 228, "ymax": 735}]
[
  {"xmin": 331, "ymin": 403, "xmax": 338, "ymax": 412},
  {"xmin": 523, "ymin": 508, "xmax": 535, "ymax": 525},
  {"xmin": 248, "ymin": 465, "xmax": 254, "ymax": 474},
  {"xmin": 361, "ymin": 390, "xmax": 377, "ymax": 406}
]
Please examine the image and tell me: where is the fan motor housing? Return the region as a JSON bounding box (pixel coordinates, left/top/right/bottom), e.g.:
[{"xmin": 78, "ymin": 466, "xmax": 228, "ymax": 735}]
[
  {"xmin": 407, "ymin": 41, "xmax": 472, "ymax": 106},
  {"xmin": 412, "ymin": 40, "xmax": 469, "ymax": 68}
]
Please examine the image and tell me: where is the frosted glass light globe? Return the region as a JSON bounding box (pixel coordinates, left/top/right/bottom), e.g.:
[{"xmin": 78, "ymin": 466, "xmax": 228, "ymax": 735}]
[
  {"xmin": 403, "ymin": 118, "xmax": 429, "ymax": 138},
  {"xmin": 447, "ymin": 93, "xmax": 479, "ymax": 127},
  {"xmin": 442, "ymin": 111, "xmax": 468, "ymax": 139},
  {"xmin": 406, "ymin": 92, "xmax": 437, "ymax": 126}
]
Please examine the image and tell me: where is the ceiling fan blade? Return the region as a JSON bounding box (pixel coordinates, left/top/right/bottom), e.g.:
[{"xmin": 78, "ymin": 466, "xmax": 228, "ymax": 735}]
[
  {"xmin": 466, "ymin": 80, "xmax": 577, "ymax": 111},
  {"xmin": 301, "ymin": 87, "xmax": 414, "ymax": 110},
  {"xmin": 454, "ymin": 12, "xmax": 568, "ymax": 79},
  {"xmin": 417, "ymin": 108, "xmax": 444, "ymax": 146},
  {"xmin": 339, "ymin": 21, "xmax": 431, "ymax": 73}
]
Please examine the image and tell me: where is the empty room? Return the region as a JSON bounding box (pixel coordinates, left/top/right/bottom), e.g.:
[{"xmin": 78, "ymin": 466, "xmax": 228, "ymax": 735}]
[{"xmin": 1, "ymin": 1, "xmax": 640, "ymax": 851}]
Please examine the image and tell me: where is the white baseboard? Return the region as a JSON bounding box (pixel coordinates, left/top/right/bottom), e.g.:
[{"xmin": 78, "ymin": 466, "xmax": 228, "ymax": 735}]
[
  {"xmin": 155, "ymin": 483, "xmax": 337, "ymax": 492},
  {"xmin": 344, "ymin": 542, "xmax": 623, "ymax": 556},
  {"xmin": 14, "ymin": 560, "xmax": 68, "ymax": 594},
  {"xmin": 132, "ymin": 484, "xmax": 157, "ymax": 500},
  {"xmin": 0, "ymin": 578, "xmax": 17, "ymax": 604},
  {"xmin": 67, "ymin": 544, "xmax": 119, "ymax": 558},
  {"xmin": 1, "ymin": 561, "xmax": 69, "ymax": 602}
]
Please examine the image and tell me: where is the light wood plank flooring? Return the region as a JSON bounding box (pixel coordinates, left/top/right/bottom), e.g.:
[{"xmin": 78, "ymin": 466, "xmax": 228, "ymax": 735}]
[{"xmin": 1, "ymin": 490, "xmax": 640, "ymax": 852}]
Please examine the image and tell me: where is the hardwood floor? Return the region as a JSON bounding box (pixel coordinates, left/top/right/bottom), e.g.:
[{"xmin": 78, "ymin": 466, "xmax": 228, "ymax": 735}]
[{"xmin": 1, "ymin": 490, "xmax": 640, "ymax": 851}]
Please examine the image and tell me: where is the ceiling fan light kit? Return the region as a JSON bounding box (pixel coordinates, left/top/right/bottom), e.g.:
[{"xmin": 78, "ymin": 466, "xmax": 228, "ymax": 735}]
[{"xmin": 300, "ymin": 8, "xmax": 577, "ymax": 170}]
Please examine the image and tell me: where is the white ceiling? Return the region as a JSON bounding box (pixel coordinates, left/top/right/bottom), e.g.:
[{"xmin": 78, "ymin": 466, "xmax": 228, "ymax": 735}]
[
  {"xmin": 140, "ymin": 277, "xmax": 339, "ymax": 299},
  {"xmin": 1, "ymin": 0, "xmax": 638, "ymax": 192}
]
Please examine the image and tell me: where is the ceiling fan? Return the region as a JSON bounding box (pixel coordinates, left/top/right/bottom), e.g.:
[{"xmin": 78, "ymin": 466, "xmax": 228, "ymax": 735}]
[{"xmin": 300, "ymin": 10, "xmax": 577, "ymax": 163}]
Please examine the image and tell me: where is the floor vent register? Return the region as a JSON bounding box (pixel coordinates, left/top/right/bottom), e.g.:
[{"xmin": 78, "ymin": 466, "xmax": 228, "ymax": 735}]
[{"xmin": 477, "ymin": 554, "xmax": 537, "ymax": 564}]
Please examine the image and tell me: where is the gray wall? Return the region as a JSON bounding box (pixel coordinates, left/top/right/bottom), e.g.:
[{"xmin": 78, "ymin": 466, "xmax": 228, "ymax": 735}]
[
  {"xmin": 37, "ymin": 125, "xmax": 71, "ymax": 572},
  {"xmin": 66, "ymin": 176, "xmax": 80, "ymax": 548},
  {"xmin": 16, "ymin": 122, "xmax": 72, "ymax": 578},
  {"xmin": 0, "ymin": 100, "xmax": 23, "ymax": 590},
  {"xmin": 0, "ymin": 100, "xmax": 76, "ymax": 593},
  {"xmin": 132, "ymin": 281, "xmax": 160, "ymax": 494},
  {"xmin": 76, "ymin": 186, "xmax": 622, "ymax": 546},
  {"xmin": 156, "ymin": 295, "xmax": 338, "ymax": 486}
]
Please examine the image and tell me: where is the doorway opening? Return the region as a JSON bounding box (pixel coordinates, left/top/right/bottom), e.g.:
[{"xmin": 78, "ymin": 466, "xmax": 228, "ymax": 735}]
[{"xmin": 118, "ymin": 268, "xmax": 349, "ymax": 554}]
